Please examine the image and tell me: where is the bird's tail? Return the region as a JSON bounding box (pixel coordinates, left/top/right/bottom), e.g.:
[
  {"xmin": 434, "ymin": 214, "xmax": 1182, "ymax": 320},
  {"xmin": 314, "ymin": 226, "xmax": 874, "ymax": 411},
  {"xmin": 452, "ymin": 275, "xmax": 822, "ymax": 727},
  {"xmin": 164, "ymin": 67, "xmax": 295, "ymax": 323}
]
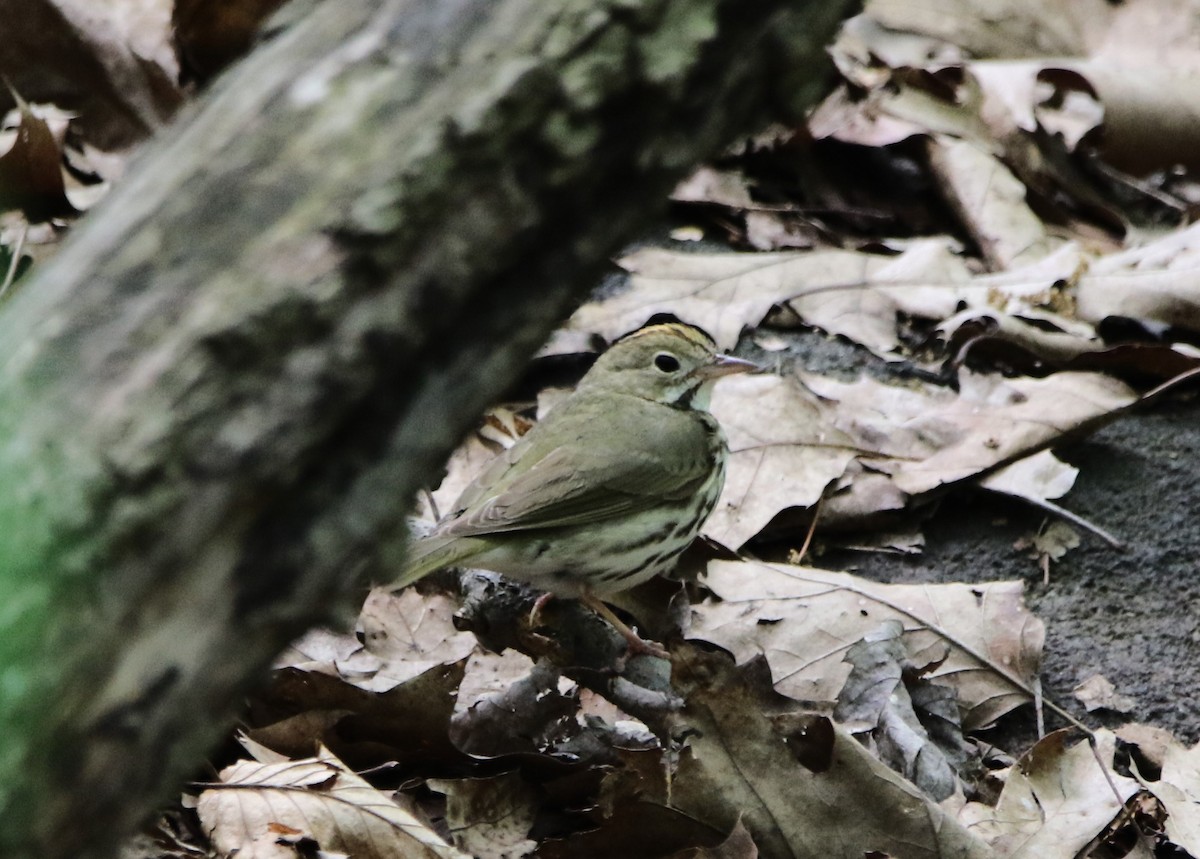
[{"xmin": 390, "ymin": 533, "xmax": 486, "ymax": 590}]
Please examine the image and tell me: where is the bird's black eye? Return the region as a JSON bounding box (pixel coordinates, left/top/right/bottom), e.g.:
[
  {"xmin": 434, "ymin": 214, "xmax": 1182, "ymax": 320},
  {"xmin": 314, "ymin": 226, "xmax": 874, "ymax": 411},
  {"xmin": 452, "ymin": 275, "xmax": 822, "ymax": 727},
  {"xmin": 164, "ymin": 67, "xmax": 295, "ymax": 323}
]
[{"xmin": 654, "ymin": 352, "xmax": 681, "ymax": 373}]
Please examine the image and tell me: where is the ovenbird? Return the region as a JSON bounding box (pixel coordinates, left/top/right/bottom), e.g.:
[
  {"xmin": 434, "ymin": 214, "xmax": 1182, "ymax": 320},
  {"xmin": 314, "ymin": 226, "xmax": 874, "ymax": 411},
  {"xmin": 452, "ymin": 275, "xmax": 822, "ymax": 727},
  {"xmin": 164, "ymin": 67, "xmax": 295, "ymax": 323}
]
[{"xmin": 394, "ymin": 322, "xmax": 755, "ymax": 656}]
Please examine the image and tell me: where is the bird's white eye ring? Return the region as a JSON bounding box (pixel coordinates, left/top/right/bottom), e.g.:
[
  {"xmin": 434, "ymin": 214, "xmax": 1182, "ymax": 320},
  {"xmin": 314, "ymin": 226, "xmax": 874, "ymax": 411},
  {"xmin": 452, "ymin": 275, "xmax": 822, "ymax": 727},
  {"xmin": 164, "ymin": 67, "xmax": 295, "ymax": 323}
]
[{"xmin": 654, "ymin": 352, "xmax": 681, "ymax": 373}]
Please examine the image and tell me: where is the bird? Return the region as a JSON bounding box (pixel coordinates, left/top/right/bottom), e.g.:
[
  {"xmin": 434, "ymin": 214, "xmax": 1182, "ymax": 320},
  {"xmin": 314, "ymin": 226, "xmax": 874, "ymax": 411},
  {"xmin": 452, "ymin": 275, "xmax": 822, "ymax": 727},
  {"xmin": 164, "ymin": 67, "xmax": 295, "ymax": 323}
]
[{"xmin": 393, "ymin": 322, "xmax": 756, "ymax": 657}]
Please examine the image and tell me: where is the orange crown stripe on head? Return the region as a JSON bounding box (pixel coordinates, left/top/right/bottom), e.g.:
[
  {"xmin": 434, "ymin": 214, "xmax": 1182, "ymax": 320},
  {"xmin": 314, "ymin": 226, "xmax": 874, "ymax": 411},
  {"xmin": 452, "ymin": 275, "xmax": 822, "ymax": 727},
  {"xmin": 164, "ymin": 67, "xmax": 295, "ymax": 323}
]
[{"xmin": 619, "ymin": 322, "xmax": 716, "ymax": 349}]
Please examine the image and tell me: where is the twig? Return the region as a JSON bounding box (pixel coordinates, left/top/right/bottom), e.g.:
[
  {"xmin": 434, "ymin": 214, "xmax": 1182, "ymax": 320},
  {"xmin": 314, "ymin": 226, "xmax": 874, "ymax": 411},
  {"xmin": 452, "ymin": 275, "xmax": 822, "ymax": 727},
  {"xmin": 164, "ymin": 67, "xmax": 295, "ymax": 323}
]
[
  {"xmin": 791, "ymin": 495, "xmax": 824, "ymax": 565},
  {"xmin": 420, "ymin": 486, "xmax": 441, "ymax": 522},
  {"xmin": 0, "ymin": 223, "xmax": 28, "ymax": 302},
  {"xmin": 1138, "ymin": 364, "xmax": 1200, "ymax": 406},
  {"xmin": 1086, "ymin": 733, "xmax": 1130, "ymax": 810},
  {"xmin": 984, "ymin": 488, "xmax": 1125, "ymax": 549}
]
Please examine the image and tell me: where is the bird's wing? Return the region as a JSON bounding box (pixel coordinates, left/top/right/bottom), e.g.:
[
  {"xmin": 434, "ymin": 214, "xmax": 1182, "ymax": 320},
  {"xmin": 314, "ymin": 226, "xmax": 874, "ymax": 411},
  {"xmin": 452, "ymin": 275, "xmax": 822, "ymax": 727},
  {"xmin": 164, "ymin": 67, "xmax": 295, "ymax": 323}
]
[{"xmin": 439, "ymin": 399, "xmax": 715, "ymax": 537}]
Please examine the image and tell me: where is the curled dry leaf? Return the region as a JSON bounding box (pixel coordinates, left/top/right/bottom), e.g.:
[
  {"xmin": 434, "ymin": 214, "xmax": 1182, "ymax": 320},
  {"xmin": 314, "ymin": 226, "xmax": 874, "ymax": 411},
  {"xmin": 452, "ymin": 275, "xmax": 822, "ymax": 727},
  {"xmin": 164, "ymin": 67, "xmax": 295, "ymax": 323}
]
[
  {"xmin": 197, "ymin": 746, "xmax": 467, "ymax": 859},
  {"xmin": 691, "ymin": 560, "xmax": 1045, "ymax": 730},
  {"xmin": 1077, "ymin": 221, "xmax": 1200, "ymax": 333},
  {"xmin": 1072, "ymin": 674, "xmax": 1136, "ymax": 715},
  {"xmin": 958, "ymin": 729, "xmax": 1138, "ymax": 859},
  {"xmin": 250, "ymin": 660, "xmax": 467, "ymax": 770},
  {"xmin": 834, "ymin": 619, "xmax": 969, "ymax": 801},
  {"xmin": 669, "ymin": 643, "xmax": 993, "ymax": 859},
  {"xmin": 926, "ymin": 135, "xmax": 1057, "ymax": 271},
  {"xmin": 809, "ymin": 369, "xmax": 1136, "ymax": 497},
  {"xmin": 706, "ymin": 368, "xmax": 1134, "ymax": 546}
]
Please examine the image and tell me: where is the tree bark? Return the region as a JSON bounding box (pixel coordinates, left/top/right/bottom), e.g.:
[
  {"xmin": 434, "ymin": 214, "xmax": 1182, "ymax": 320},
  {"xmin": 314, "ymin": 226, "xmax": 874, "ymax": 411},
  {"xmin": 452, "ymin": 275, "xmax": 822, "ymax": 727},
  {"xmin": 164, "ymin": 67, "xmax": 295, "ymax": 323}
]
[{"xmin": 0, "ymin": 0, "xmax": 854, "ymax": 855}]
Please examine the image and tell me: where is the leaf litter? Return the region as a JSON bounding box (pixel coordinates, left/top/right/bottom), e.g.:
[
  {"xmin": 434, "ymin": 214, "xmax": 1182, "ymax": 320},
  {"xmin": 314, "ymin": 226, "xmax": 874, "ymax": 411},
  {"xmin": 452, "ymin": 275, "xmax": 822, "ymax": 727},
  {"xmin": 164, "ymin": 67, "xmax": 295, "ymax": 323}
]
[{"xmin": 14, "ymin": 3, "xmax": 1200, "ymax": 858}]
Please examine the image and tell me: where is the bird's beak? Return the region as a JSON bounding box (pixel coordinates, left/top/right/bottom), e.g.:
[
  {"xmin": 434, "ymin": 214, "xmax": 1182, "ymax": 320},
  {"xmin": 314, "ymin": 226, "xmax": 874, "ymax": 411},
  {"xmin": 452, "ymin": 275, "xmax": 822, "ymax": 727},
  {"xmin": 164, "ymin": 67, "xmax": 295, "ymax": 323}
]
[{"xmin": 697, "ymin": 353, "xmax": 760, "ymax": 379}]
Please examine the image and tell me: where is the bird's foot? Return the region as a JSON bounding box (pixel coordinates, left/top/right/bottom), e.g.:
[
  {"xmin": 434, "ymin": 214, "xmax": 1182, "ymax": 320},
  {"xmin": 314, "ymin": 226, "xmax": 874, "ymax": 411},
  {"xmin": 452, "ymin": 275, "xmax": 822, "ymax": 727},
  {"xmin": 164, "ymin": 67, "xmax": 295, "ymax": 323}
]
[
  {"xmin": 581, "ymin": 591, "xmax": 669, "ymax": 660},
  {"xmin": 528, "ymin": 591, "xmax": 556, "ymax": 630}
]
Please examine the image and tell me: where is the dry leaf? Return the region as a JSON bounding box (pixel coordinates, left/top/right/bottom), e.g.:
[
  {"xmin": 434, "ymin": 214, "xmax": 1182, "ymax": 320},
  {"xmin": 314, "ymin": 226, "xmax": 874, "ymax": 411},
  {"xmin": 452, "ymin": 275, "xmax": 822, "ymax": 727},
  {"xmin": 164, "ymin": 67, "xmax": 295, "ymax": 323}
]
[
  {"xmin": 927, "ymin": 136, "xmax": 1056, "ymax": 270},
  {"xmin": 1015, "ymin": 521, "xmax": 1080, "ymax": 577},
  {"xmin": 958, "ymin": 730, "xmax": 1138, "ymax": 858},
  {"xmin": 197, "ymin": 746, "xmax": 466, "ymax": 859},
  {"xmin": 834, "ymin": 619, "xmax": 970, "ymax": 801},
  {"xmin": 568, "ymin": 245, "xmax": 897, "ymax": 350},
  {"xmin": 665, "ymin": 818, "xmax": 758, "ymax": 859},
  {"xmin": 706, "ymin": 373, "xmax": 861, "ymax": 548},
  {"xmin": 808, "ymin": 370, "xmax": 1136, "ymax": 497},
  {"xmin": 669, "ymin": 644, "xmax": 993, "ymax": 859},
  {"xmin": 979, "ymin": 450, "xmax": 1079, "ymax": 504},
  {"xmin": 0, "ymin": 0, "xmax": 180, "ymax": 148},
  {"xmin": 0, "ymin": 100, "xmax": 75, "ymax": 221},
  {"xmin": 691, "ymin": 561, "xmax": 1044, "ymax": 729},
  {"xmin": 1072, "ymin": 674, "xmax": 1137, "ymax": 715},
  {"xmin": 1148, "ymin": 739, "xmax": 1200, "ymax": 856},
  {"xmin": 1076, "ymin": 221, "xmax": 1200, "ymax": 332},
  {"xmin": 253, "ymin": 660, "xmax": 466, "ymax": 768},
  {"xmin": 427, "ymin": 772, "xmax": 539, "ymax": 859},
  {"xmin": 671, "ymin": 166, "xmax": 755, "ymax": 209},
  {"xmin": 279, "ymin": 590, "xmax": 476, "ymax": 693},
  {"xmin": 358, "ymin": 588, "xmax": 478, "ymax": 690},
  {"xmin": 708, "ymin": 368, "xmax": 1134, "ymax": 543}
]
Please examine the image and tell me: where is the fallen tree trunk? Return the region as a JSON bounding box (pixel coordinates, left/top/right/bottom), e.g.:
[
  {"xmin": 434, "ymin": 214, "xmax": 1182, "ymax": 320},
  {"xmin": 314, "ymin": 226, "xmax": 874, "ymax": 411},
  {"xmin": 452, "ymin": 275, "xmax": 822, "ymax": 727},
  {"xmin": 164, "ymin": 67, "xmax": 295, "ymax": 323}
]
[{"xmin": 0, "ymin": 0, "xmax": 853, "ymax": 855}]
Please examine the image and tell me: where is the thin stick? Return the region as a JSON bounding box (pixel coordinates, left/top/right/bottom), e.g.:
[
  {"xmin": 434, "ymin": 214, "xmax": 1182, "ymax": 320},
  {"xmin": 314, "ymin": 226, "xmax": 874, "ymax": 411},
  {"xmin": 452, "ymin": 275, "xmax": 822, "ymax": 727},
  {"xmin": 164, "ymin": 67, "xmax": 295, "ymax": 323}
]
[
  {"xmin": 792, "ymin": 494, "xmax": 824, "ymax": 565},
  {"xmin": 985, "ymin": 488, "xmax": 1125, "ymax": 549},
  {"xmin": 0, "ymin": 223, "xmax": 28, "ymax": 302}
]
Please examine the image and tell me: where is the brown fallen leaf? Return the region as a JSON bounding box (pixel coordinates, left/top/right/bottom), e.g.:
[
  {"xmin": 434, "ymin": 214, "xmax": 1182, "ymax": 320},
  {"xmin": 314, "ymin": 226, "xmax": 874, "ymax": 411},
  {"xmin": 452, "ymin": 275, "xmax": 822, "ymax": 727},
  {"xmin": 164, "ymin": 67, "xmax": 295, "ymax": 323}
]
[
  {"xmin": 197, "ymin": 746, "xmax": 467, "ymax": 859},
  {"xmin": 0, "ymin": 0, "xmax": 181, "ymax": 148},
  {"xmin": 668, "ymin": 643, "xmax": 993, "ymax": 859},
  {"xmin": 1142, "ymin": 737, "xmax": 1200, "ymax": 856},
  {"xmin": 1014, "ymin": 520, "xmax": 1080, "ymax": 582},
  {"xmin": 252, "ymin": 661, "xmax": 467, "ymax": 769},
  {"xmin": 706, "ymin": 372, "xmax": 862, "ymax": 548},
  {"xmin": 707, "ymin": 368, "xmax": 1135, "ymax": 545},
  {"xmin": 0, "ymin": 99, "xmax": 76, "ymax": 221},
  {"xmin": 427, "ymin": 771, "xmax": 539, "ymax": 859},
  {"xmin": 808, "ymin": 369, "xmax": 1136, "ymax": 496},
  {"xmin": 569, "ymin": 238, "xmax": 984, "ymax": 357},
  {"xmin": 958, "ymin": 729, "xmax": 1138, "ymax": 859},
  {"xmin": 358, "ymin": 588, "xmax": 477, "ymax": 690},
  {"xmin": 691, "ymin": 560, "xmax": 1045, "ymax": 729},
  {"xmin": 1072, "ymin": 674, "xmax": 1137, "ymax": 715},
  {"xmin": 1076, "ymin": 221, "xmax": 1200, "ymax": 333},
  {"xmin": 664, "ymin": 818, "xmax": 759, "ymax": 859},
  {"xmin": 536, "ymin": 800, "xmax": 730, "ymax": 859},
  {"xmin": 927, "ymin": 135, "xmax": 1058, "ymax": 271},
  {"xmin": 279, "ymin": 589, "xmax": 476, "ymax": 693}
]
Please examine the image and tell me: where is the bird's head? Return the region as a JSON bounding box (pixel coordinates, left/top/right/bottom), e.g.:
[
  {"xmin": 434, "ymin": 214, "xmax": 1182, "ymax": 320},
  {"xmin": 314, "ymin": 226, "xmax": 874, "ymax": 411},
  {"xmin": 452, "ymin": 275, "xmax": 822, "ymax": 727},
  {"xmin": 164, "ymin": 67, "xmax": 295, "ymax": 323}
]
[{"xmin": 578, "ymin": 322, "xmax": 757, "ymax": 408}]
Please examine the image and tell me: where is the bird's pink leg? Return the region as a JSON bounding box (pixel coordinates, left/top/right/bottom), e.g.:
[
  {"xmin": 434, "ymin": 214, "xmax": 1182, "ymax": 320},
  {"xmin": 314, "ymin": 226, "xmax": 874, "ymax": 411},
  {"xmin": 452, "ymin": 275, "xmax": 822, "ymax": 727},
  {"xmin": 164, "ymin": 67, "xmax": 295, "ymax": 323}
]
[{"xmin": 580, "ymin": 589, "xmax": 669, "ymax": 660}]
